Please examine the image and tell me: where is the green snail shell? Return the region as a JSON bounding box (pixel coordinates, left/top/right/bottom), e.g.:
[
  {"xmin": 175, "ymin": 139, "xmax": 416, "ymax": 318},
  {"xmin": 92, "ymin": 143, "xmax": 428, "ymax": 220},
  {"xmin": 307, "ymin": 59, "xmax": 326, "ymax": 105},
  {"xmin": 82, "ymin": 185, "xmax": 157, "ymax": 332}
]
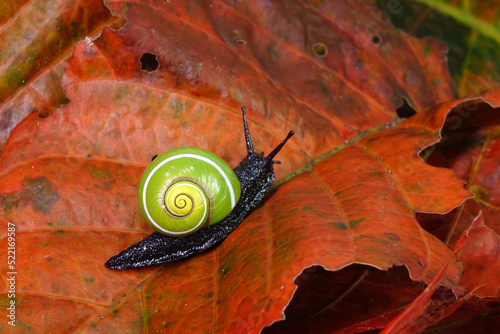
[{"xmin": 137, "ymin": 147, "xmax": 241, "ymax": 236}]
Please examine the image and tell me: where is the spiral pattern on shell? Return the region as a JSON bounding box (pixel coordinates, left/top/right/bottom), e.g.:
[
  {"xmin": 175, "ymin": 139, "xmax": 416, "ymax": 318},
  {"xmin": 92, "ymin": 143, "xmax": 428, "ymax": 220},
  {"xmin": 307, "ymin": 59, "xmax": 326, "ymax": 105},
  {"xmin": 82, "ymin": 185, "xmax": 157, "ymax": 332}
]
[{"xmin": 138, "ymin": 147, "xmax": 241, "ymax": 236}]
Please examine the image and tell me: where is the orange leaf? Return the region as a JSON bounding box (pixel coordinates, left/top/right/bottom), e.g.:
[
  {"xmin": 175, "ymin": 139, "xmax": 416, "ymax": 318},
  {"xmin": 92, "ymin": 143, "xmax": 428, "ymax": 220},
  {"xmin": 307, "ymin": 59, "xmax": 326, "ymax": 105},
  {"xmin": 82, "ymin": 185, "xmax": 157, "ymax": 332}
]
[{"xmin": 0, "ymin": 1, "xmax": 492, "ymax": 333}]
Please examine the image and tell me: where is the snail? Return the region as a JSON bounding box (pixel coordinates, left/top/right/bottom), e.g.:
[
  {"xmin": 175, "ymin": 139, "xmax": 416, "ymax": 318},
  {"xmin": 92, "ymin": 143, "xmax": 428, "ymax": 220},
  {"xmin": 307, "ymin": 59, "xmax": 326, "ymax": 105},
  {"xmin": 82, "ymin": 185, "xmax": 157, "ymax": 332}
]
[{"xmin": 105, "ymin": 107, "xmax": 294, "ymax": 269}]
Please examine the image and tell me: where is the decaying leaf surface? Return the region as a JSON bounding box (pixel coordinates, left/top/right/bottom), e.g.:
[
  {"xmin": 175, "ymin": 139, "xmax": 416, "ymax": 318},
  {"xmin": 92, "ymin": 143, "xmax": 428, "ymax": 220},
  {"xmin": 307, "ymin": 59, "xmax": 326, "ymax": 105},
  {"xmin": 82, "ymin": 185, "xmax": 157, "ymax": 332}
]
[
  {"xmin": 0, "ymin": 0, "xmax": 124, "ymax": 152},
  {"xmin": 458, "ymin": 221, "xmax": 500, "ymax": 299},
  {"xmin": 0, "ymin": 0, "xmax": 498, "ymax": 333},
  {"xmin": 417, "ymin": 92, "xmax": 500, "ymax": 302},
  {"xmin": 382, "ymin": 214, "xmax": 484, "ymax": 334},
  {"xmin": 383, "ymin": 210, "xmax": 500, "ymax": 333},
  {"xmin": 429, "ymin": 299, "xmax": 500, "ymax": 333}
]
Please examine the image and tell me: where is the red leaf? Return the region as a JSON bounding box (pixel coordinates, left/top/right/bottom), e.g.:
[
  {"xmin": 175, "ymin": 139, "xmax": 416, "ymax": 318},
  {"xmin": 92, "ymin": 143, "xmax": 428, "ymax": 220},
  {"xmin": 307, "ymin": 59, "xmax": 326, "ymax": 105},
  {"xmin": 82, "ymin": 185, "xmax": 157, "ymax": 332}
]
[
  {"xmin": 417, "ymin": 91, "xmax": 500, "ymax": 299},
  {"xmin": 0, "ymin": 1, "xmax": 493, "ymax": 333},
  {"xmin": 381, "ymin": 214, "xmax": 485, "ymax": 334},
  {"xmin": 0, "ymin": 0, "xmax": 125, "ymax": 152}
]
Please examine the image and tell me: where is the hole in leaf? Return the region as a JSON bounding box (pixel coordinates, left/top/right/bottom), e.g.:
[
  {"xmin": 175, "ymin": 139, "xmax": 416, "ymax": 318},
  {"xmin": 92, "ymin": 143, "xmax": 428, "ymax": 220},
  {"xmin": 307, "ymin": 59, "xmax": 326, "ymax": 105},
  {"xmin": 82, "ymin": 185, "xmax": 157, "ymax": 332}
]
[
  {"xmin": 372, "ymin": 36, "xmax": 381, "ymax": 44},
  {"xmin": 396, "ymin": 99, "xmax": 416, "ymax": 118},
  {"xmin": 140, "ymin": 53, "xmax": 159, "ymax": 72},
  {"xmin": 262, "ymin": 265, "xmax": 427, "ymax": 333},
  {"xmin": 419, "ymin": 101, "xmax": 499, "ymax": 174},
  {"xmin": 236, "ymin": 39, "xmax": 247, "ymax": 45},
  {"xmin": 312, "ymin": 43, "xmax": 328, "ymax": 58}
]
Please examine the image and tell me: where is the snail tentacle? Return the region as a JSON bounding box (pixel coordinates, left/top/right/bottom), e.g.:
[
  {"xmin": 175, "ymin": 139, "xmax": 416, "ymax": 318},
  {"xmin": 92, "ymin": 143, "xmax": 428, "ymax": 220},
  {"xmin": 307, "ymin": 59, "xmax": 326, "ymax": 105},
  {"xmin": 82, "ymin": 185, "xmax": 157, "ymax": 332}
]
[{"xmin": 241, "ymin": 106, "xmax": 255, "ymax": 155}]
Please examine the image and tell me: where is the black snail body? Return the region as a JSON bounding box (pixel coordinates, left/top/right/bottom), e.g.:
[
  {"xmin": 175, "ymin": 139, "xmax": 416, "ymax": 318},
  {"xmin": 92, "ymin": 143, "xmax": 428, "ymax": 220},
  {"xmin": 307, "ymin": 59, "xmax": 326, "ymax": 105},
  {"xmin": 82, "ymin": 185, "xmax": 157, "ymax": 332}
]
[{"xmin": 105, "ymin": 107, "xmax": 294, "ymax": 269}]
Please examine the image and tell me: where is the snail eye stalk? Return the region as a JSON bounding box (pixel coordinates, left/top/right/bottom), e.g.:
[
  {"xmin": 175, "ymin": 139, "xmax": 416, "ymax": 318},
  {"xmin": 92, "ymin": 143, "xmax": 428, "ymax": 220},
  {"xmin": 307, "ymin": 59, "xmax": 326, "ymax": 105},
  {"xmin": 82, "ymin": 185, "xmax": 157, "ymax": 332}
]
[
  {"xmin": 241, "ymin": 106, "xmax": 254, "ymax": 155},
  {"xmin": 267, "ymin": 130, "xmax": 294, "ymax": 162}
]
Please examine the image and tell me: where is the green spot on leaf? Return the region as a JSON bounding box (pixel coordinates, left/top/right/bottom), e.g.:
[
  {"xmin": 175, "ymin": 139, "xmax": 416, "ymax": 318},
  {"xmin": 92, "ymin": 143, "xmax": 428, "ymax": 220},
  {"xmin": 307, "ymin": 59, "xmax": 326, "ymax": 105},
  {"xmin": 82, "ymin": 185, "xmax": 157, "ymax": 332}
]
[
  {"xmin": 423, "ymin": 44, "xmax": 431, "ymax": 55},
  {"xmin": 91, "ymin": 167, "xmax": 109, "ymax": 179},
  {"xmin": 348, "ymin": 218, "xmax": 365, "ymax": 228},
  {"xmin": 310, "ymin": 0, "xmax": 326, "ymax": 7},
  {"xmin": 335, "ymin": 223, "xmax": 348, "ymax": 230},
  {"xmin": 83, "ymin": 277, "xmax": 94, "ymax": 284},
  {"xmin": 0, "ymin": 177, "xmax": 59, "ymax": 215}
]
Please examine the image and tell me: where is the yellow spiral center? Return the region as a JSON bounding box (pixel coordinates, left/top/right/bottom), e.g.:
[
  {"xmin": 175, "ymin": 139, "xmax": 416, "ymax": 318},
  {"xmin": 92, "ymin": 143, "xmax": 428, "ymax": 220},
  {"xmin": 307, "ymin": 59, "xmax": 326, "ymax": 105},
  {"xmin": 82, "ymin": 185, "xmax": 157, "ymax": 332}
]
[
  {"xmin": 164, "ymin": 181, "xmax": 207, "ymax": 223},
  {"xmin": 165, "ymin": 191, "xmax": 193, "ymax": 217}
]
